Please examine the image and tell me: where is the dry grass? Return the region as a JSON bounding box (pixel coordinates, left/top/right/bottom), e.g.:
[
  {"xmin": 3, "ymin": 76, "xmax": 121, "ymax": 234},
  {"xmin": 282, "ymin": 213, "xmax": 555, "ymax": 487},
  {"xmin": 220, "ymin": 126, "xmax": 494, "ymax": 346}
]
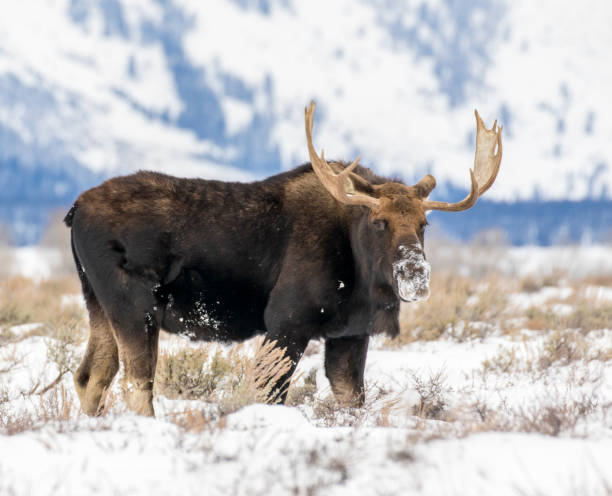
[
  {"xmin": 0, "ymin": 343, "xmax": 23, "ymax": 374},
  {"xmin": 0, "ymin": 384, "xmax": 80, "ymax": 435},
  {"xmin": 155, "ymin": 346, "xmax": 233, "ymax": 400},
  {"xmin": 525, "ymin": 301, "xmax": 612, "ymax": 333},
  {"xmin": 218, "ymin": 338, "xmax": 294, "ymax": 414},
  {"xmin": 537, "ymin": 330, "xmax": 589, "ymax": 369},
  {"xmin": 0, "ymin": 275, "xmax": 83, "ymax": 331},
  {"xmin": 156, "ymin": 338, "xmax": 294, "ymax": 415},
  {"xmin": 34, "ymin": 319, "xmax": 84, "ymax": 395},
  {"xmin": 394, "ymin": 272, "xmax": 512, "ymax": 344},
  {"xmin": 1, "ymin": 262, "xmax": 610, "ymax": 440},
  {"xmin": 287, "ymin": 367, "xmax": 318, "ymax": 406},
  {"xmin": 482, "ymin": 328, "xmax": 611, "ymax": 378},
  {"xmin": 518, "ymin": 270, "xmax": 568, "ymax": 292},
  {"xmin": 482, "ymin": 345, "xmax": 520, "ymax": 375},
  {"xmin": 166, "ymin": 409, "xmax": 215, "ymax": 433},
  {"xmin": 391, "ymin": 265, "xmax": 612, "ymax": 347},
  {"xmin": 538, "ymin": 329, "xmax": 611, "ymax": 367},
  {"xmin": 411, "ymin": 370, "xmax": 450, "ymax": 420},
  {"xmin": 462, "ymin": 394, "xmax": 606, "ymax": 438}
]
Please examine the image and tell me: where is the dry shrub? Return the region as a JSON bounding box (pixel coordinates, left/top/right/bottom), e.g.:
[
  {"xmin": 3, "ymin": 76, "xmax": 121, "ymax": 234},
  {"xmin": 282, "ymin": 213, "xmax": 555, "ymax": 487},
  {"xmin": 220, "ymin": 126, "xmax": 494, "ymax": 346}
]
[
  {"xmin": 482, "ymin": 346, "xmax": 520, "ymax": 374},
  {"xmin": 537, "ymin": 329, "xmax": 611, "ymax": 367},
  {"xmin": 167, "ymin": 409, "xmax": 213, "ymax": 433},
  {"xmin": 519, "ymin": 276, "xmax": 543, "ymax": 294},
  {"xmin": 156, "ymin": 338, "xmax": 293, "ymax": 415},
  {"xmin": 524, "ymin": 306, "xmax": 563, "ymax": 331},
  {"xmin": 0, "ymin": 343, "xmax": 24, "ymax": 375},
  {"xmin": 511, "ymin": 397, "xmax": 599, "ymax": 437},
  {"xmin": 396, "ymin": 272, "xmax": 471, "ymax": 343},
  {"xmin": 537, "ymin": 330, "xmax": 589, "ymax": 369},
  {"xmin": 454, "ymin": 401, "xmax": 592, "ymax": 438},
  {"xmin": 287, "ymin": 367, "xmax": 317, "ymax": 406},
  {"xmin": 0, "ymin": 276, "xmax": 83, "ymax": 331},
  {"xmin": 563, "ymin": 301, "xmax": 612, "ymax": 333},
  {"xmin": 218, "ymin": 338, "xmax": 293, "ymax": 414},
  {"xmin": 465, "ymin": 278, "xmax": 509, "ymax": 323},
  {"xmin": 541, "ymin": 269, "xmax": 568, "ymax": 287},
  {"xmin": 0, "ymin": 325, "xmax": 17, "ymax": 346},
  {"xmin": 156, "ymin": 346, "xmax": 232, "ymax": 400},
  {"xmin": 482, "ymin": 329, "xmax": 610, "ymax": 377},
  {"xmin": 375, "ymin": 397, "xmax": 402, "ymax": 428},
  {"xmin": 524, "ymin": 300, "xmax": 612, "ymax": 333},
  {"xmin": 443, "ymin": 391, "xmax": 609, "ymax": 439},
  {"xmin": 582, "ymin": 274, "xmax": 612, "ymax": 287},
  {"xmin": 312, "ymin": 396, "xmax": 344, "ymax": 425},
  {"xmin": 0, "ymin": 384, "xmax": 78, "ymax": 435},
  {"xmin": 411, "ymin": 370, "xmax": 450, "ymax": 420},
  {"xmin": 35, "ymin": 319, "xmax": 84, "ymax": 394}
]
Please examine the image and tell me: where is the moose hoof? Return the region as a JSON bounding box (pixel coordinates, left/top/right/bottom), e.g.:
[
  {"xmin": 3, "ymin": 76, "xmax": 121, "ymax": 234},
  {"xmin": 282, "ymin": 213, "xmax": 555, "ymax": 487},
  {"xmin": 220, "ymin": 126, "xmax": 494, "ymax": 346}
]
[{"xmin": 125, "ymin": 388, "xmax": 155, "ymax": 417}]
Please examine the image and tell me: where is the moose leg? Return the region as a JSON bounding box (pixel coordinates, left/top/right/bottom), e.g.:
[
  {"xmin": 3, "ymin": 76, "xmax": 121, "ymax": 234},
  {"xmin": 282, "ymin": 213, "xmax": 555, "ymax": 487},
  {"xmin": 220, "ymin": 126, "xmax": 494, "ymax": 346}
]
[
  {"xmin": 262, "ymin": 331, "xmax": 310, "ymax": 404},
  {"xmin": 325, "ymin": 335, "xmax": 369, "ymax": 407},
  {"xmin": 108, "ymin": 308, "xmax": 159, "ymax": 417},
  {"xmin": 74, "ymin": 298, "xmax": 119, "ymax": 416}
]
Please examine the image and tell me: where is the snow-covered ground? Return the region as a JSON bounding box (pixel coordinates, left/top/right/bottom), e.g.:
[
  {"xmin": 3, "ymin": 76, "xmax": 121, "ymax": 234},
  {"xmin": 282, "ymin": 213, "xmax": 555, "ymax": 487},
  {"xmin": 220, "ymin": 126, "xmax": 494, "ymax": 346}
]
[{"xmin": 1, "ymin": 245, "xmax": 612, "ymax": 495}]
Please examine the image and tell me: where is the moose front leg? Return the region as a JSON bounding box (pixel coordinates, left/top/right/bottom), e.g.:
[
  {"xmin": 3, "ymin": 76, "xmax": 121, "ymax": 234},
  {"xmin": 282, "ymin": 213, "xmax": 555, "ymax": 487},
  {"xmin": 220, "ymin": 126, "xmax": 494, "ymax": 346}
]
[
  {"xmin": 325, "ymin": 335, "xmax": 369, "ymax": 407},
  {"xmin": 262, "ymin": 331, "xmax": 310, "ymax": 404}
]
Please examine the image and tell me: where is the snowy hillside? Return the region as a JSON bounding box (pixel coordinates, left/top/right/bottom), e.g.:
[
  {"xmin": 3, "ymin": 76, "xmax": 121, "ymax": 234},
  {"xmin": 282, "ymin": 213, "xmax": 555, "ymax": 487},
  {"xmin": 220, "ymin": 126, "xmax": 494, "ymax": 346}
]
[{"xmin": 1, "ymin": 0, "xmax": 611, "ymax": 243}]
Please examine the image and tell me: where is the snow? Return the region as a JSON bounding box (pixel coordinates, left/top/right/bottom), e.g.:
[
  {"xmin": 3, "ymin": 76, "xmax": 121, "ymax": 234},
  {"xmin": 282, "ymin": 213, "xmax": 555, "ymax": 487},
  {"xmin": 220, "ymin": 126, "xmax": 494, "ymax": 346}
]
[
  {"xmin": 0, "ymin": 0, "xmax": 252, "ymax": 181},
  {"xmin": 177, "ymin": 0, "xmax": 612, "ymax": 200},
  {"xmin": 509, "ymin": 286, "xmax": 573, "ymax": 311},
  {"xmin": 1, "ymin": 326, "xmax": 611, "ymax": 495},
  {"xmin": 9, "ymin": 244, "xmax": 612, "ymax": 282},
  {"xmin": 10, "ymin": 247, "xmax": 64, "ymax": 280},
  {"xmin": 2, "ymin": 411, "xmax": 611, "ymax": 496},
  {"xmin": 502, "ymin": 245, "xmax": 612, "ymax": 278},
  {"xmin": 2, "ymin": 240, "xmax": 612, "ymax": 496},
  {"xmin": 2, "ymin": 1, "xmax": 612, "ymax": 197}
]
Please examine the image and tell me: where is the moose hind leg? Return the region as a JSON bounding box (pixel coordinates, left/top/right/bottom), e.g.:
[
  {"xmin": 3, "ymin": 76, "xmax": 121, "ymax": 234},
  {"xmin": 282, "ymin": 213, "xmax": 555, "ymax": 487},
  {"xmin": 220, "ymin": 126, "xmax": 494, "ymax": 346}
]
[
  {"xmin": 74, "ymin": 297, "xmax": 119, "ymax": 416},
  {"xmin": 325, "ymin": 335, "xmax": 369, "ymax": 407},
  {"xmin": 109, "ymin": 307, "xmax": 159, "ymax": 417}
]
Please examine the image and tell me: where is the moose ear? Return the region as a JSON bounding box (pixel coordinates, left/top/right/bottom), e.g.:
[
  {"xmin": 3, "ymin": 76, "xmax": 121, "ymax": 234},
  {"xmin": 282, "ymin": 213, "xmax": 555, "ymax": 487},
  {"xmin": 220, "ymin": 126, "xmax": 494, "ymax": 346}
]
[{"xmin": 413, "ymin": 174, "xmax": 436, "ymax": 198}]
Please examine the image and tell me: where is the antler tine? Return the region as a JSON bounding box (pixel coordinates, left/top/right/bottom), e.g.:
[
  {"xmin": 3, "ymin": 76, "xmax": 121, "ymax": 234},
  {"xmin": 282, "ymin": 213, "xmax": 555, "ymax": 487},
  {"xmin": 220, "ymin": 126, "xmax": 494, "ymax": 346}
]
[
  {"xmin": 422, "ymin": 110, "xmax": 502, "ymax": 212},
  {"xmin": 305, "ymin": 102, "xmax": 380, "ymax": 210},
  {"xmin": 474, "ymin": 109, "xmax": 503, "ymax": 196},
  {"xmin": 421, "ymin": 169, "xmax": 479, "ymax": 212}
]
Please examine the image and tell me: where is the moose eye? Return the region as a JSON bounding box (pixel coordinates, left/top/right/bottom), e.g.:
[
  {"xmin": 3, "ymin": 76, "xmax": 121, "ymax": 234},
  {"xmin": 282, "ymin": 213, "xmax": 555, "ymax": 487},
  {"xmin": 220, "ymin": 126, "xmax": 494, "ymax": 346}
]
[
  {"xmin": 419, "ymin": 221, "xmax": 428, "ymax": 231},
  {"xmin": 372, "ymin": 219, "xmax": 387, "ymax": 231}
]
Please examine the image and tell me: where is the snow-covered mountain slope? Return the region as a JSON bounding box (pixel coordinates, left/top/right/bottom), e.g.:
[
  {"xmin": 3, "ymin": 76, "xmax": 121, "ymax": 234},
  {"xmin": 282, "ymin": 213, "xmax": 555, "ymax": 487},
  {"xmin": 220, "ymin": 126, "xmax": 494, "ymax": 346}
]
[{"xmin": 0, "ymin": 0, "xmax": 611, "ymax": 243}]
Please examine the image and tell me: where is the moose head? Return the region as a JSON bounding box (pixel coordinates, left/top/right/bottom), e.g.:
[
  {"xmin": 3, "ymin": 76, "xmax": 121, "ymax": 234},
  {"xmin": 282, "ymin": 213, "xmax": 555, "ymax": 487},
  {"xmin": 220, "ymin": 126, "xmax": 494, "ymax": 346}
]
[{"xmin": 304, "ymin": 101, "xmax": 502, "ymax": 304}]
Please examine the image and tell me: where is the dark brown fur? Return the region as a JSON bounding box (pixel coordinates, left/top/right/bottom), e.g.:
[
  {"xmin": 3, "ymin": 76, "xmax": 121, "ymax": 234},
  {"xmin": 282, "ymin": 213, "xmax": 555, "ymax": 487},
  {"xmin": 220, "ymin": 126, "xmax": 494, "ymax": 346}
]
[{"xmin": 66, "ymin": 163, "xmax": 430, "ymax": 415}]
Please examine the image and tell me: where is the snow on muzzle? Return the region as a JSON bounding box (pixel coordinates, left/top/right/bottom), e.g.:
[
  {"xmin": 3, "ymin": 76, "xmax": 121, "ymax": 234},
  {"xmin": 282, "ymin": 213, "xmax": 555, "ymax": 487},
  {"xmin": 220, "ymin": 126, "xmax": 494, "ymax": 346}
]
[{"xmin": 392, "ymin": 245, "xmax": 431, "ymax": 302}]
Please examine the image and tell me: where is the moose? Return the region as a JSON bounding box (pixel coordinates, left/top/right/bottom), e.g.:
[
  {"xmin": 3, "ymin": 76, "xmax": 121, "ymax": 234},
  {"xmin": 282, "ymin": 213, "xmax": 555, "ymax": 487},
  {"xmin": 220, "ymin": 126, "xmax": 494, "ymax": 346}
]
[{"xmin": 65, "ymin": 102, "xmax": 502, "ymax": 416}]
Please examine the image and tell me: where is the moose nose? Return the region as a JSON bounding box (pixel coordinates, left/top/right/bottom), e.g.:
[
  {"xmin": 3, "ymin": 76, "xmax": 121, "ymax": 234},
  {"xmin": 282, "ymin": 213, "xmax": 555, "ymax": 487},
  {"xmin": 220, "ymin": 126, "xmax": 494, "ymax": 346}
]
[{"xmin": 393, "ymin": 245, "xmax": 431, "ymax": 302}]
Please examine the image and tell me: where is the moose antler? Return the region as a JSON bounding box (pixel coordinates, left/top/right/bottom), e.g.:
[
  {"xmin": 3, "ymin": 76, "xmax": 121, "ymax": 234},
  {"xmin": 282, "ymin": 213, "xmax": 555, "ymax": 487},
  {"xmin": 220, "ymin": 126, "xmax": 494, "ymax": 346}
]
[
  {"xmin": 421, "ymin": 110, "xmax": 502, "ymax": 212},
  {"xmin": 305, "ymin": 102, "xmax": 381, "ymax": 210}
]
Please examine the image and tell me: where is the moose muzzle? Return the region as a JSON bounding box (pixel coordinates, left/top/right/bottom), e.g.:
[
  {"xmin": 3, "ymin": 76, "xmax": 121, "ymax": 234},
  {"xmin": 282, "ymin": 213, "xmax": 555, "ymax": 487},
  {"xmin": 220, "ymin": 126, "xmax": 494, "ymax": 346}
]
[{"xmin": 392, "ymin": 245, "xmax": 431, "ymax": 302}]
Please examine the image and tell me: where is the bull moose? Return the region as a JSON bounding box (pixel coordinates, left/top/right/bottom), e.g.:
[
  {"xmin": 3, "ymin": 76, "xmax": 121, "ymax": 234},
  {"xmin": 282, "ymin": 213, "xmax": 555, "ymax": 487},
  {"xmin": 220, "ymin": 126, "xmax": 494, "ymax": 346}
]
[{"xmin": 65, "ymin": 102, "xmax": 502, "ymax": 416}]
